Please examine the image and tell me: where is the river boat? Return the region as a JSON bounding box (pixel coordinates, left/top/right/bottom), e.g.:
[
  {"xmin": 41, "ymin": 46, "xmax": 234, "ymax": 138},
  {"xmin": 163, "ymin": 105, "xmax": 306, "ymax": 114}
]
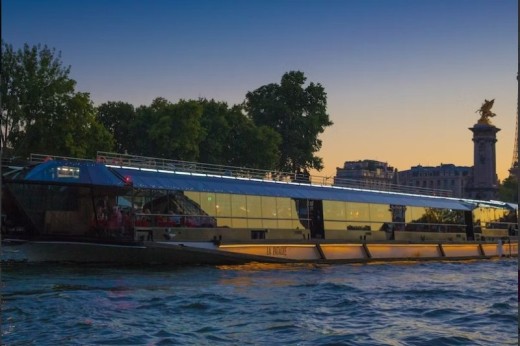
[{"xmin": 1, "ymin": 152, "xmax": 518, "ymax": 264}]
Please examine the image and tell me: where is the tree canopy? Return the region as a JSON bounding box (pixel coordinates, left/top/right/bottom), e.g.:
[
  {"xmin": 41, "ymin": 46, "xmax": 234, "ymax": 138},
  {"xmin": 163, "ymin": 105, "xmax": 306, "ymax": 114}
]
[
  {"xmin": 245, "ymin": 71, "xmax": 333, "ymax": 174},
  {"xmin": 1, "ymin": 41, "xmax": 113, "ymax": 158},
  {"xmin": 2, "ymin": 42, "xmax": 329, "ymax": 173},
  {"xmin": 96, "ymin": 98, "xmax": 281, "ymax": 169},
  {"xmin": 498, "ymin": 176, "xmax": 518, "ymax": 203}
]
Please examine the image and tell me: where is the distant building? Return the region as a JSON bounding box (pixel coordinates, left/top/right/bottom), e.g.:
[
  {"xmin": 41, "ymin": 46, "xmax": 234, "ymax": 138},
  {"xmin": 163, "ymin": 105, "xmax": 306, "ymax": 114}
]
[
  {"xmin": 398, "ymin": 164, "xmax": 472, "ymax": 198},
  {"xmin": 334, "ymin": 160, "xmax": 397, "ymax": 190}
]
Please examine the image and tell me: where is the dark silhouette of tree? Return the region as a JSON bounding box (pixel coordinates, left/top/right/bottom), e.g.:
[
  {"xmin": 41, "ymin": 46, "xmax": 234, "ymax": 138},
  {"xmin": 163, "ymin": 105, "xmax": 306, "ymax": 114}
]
[
  {"xmin": 1, "ymin": 41, "xmax": 112, "ymax": 157},
  {"xmin": 498, "ymin": 176, "xmax": 518, "ymax": 203},
  {"xmin": 198, "ymin": 99, "xmax": 280, "ymax": 169},
  {"xmin": 97, "ymin": 101, "xmax": 136, "ymax": 153},
  {"xmin": 245, "ymin": 71, "xmax": 332, "ymax": 174},
  {"xmin": 133, "ymin": 98, "xmax": 204, "ymax": 161}
]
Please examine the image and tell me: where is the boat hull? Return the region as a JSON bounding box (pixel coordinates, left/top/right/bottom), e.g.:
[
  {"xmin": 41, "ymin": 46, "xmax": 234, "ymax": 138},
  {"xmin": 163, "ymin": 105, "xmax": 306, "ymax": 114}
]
[{"xmin": 2, "ymin": 239, "xmax": 517, "ymax": 265}]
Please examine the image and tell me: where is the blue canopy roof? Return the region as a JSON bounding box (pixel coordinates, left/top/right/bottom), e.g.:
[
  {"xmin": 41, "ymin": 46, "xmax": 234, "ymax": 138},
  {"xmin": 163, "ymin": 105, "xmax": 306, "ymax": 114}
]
[
  {"xmin": 114, "ymin": 167, "xmax": 474, "ymax": 211},
  {"xmin": 23, "ymin": 160, "xmax": 124, "ymax": 186},
  {"xmin": 11, "ymin": 161, "xmax": 478, "ymax": 211}
]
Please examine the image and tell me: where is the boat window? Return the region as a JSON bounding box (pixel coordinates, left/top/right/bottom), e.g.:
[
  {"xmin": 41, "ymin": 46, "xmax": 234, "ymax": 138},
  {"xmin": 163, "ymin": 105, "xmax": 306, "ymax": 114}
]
[
  {"xmin": 323, "ymin": 201, "xmax": 346, "ymax": 221},
  {"xmin": 346, "ymin": 202, "xmax": 370, "ymax": 222},
  {"xmin": 216, "ymin": 193, "xmax": 232, "ymax": 217},
  {"xmin": 231, "ymin": 195, "xmax": 247, "ymax": 218},
  {"xmin": 247, "ymin": 196, "xmax": 263, "ymax": 228},
  {"xmin": 261, "ymin": 197, "xmax": 277, "ymax": 229},
  {"xmin": 56, "ymin": 166, "xmax": 80, "ymax": 179},
  {"xmin": 185, "ymin": 192, "xmax": 201, "ymax": 211},
  {"xmin": 473, "ymin": 206, "xmax": 510, "ymax": 225},
  {"xmin": 198, "ymin": 192, "xmax": 217, "ymax": 216},
  {"xmin": 369, "ymin": 204, "xmax": 392, "ymax": 223}
]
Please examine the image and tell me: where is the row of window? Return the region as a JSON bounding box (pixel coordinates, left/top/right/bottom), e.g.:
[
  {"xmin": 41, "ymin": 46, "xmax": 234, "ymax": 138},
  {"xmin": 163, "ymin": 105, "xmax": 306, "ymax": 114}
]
[
  {"xmin": 9, "ymin": 184, "xmax": 514, "ymax": 232},
  {"xmin": 121, "ymin": 190, "xmax": 515, "ymax": 228}
]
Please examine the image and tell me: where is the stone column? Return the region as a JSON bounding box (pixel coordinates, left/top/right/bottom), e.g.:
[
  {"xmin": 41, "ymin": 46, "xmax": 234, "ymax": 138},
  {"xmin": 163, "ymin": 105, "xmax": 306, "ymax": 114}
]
[{"xmin": 468, "ymin": 123, "xmax": 500, "ymax": 200}]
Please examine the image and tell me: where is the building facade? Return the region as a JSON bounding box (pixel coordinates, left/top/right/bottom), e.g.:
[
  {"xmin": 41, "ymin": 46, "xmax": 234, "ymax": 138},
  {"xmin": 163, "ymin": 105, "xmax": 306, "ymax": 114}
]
[
  {"xmin": 334, "ymin": 160, "xmax": 397, "ymax": 190},
  {"xmin": 397, "ymin": 164, "xmax": 472, "ymax": 198}
]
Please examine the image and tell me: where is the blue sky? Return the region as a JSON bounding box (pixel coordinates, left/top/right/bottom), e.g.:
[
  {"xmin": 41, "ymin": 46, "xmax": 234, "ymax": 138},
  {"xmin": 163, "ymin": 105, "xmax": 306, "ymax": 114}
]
[{"xmin": 3, "ymin": 0, "xmax": 518, "ymax": 180}]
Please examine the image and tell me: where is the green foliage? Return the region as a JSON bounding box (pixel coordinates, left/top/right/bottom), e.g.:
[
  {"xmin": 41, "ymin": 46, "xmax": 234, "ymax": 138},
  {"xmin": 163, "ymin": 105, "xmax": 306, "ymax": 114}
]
[
  {"xmin": 2, "ymin": 41, "xmax": 327, "ymax": 171},
  {"xmin": 97, "ymin": 101, "xmax": 136, "ymax": 153},
  {"xmin": 198, "ymin": 100, "xmax": 280, "ymax": 169},
  {"xmin": 498, "ymin": 176, "xmax": 518, "ymax": 203},
  {"xmin": 198, "ymin": 99, "xmax": 232, "ymax": 164},
  {"xmin": 131, "ymin": 98, "xmax": 204, "ymax": 161},
  {"xmin": 245, "ymin": 71, "xmax": 332, "ymax": 173},
  {"xmin": 1, "ymin": 41, "xmax": 113, "ymax": 157},
  {"xmin": 221, "ymin": 105, "xmax": 280, "ymax": 169}
]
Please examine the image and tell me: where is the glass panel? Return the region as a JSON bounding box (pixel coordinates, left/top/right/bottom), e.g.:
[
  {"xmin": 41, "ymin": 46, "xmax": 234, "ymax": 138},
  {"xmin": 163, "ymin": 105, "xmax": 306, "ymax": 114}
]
[
  {"xmin": 369, "ymin": 203, "xmax": 392, "ymax": 223},
  {"xmin": 346, "ymin": 202, "xmax": 370, "ymax": 222},
  {"xmin": 409, "ymin": 206, "xmax": 426, "ymax": 223},
  {"xmin": 474, "ymin": 206, "xmax": 512, "ymax": 227},
  {"xmin": 184, "ymin": 192, "xmax": 201, "ymax": 213},
  {"xmin": 325, "ymin": 220, "xmax": 348, "ymax": 230},
  {"xmin": 410, "ymin": 207, "xmax": 464, "ymax": 225},
  {"xmin": 292, "ymin": 219, "xmax": 305, "ymax": 230},
  {"xmin": 277, "ymin": 198, "xmax": 293, "ymax": 229},
  {"xmin": 198, "ymin": 192, "xmax": 217, "ymax": 216},
  {"xmin": 247, "ymin": 196, "xmax": 262, "ymax": 218},
  {"xmin": 276, "ymin": 198, "xmax": 292, "ymax": 219},
  {"xmin": 247, "ymin": 196, "xmax": 263, "ymax": 228},
  {"xmin": 295, "ymin": 199, "xmax": 310, "ymax": 229},
  {"xmin": 217, "ymin": 216, "xmax": 232, "ymax": 228},
  {"xmin": 262, "ymin": 197, "xmax": 277, "ymax": 229},
  {"xmin": 248, "ymin": 218, "xmax": 263, "ymax": 228},
  {"xmin": 389, "ymin": 205, "xmax": 407, "ymax": 223},
  {"xmin": 231, "ymin": 195, "xmax": 247, "ymax": 218},
  {"xmin": 232, "ymin": 217, "xmax": 247, "ymax": 228},
  {"xmin": 323, "ymin": 201, "xmax": 346, "ymax": 221},
  {"xmin": 216, "ymin": 193, "xmax": 231, "ymax": 217}
]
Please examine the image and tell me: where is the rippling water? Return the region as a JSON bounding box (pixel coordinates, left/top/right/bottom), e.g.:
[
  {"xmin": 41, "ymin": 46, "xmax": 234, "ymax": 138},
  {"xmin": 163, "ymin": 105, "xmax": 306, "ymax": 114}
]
[{"xmin": 1, "ymin": 259, "xmax": 518, "ymax": 345}]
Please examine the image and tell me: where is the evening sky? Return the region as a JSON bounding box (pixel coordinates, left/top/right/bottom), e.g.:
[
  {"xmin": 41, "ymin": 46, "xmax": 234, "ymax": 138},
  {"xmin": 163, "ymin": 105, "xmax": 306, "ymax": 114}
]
[{"xmin": 2, "ymin": 0, "xmax": 518, "ymax": 180}]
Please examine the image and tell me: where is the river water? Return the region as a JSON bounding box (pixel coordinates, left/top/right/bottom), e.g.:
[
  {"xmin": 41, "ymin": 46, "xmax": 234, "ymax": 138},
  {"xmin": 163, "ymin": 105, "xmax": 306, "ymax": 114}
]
[{"xmin": 1, "ymin": 258, "xmax": 517, "ymax": 345}]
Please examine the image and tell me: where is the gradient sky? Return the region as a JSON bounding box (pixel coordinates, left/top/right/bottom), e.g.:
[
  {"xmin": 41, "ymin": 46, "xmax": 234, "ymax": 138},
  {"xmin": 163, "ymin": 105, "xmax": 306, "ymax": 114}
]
[{"xmin": 3, "ymin": 0, "xmax": 518, "ymax": 180}]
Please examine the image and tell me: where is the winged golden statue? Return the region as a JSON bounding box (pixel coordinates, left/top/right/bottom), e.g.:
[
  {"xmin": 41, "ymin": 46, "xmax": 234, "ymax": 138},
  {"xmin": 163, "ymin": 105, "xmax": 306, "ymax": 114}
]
[{"xmin": 476, "ymin": 99, "xmax": 496, "ymax": 125}]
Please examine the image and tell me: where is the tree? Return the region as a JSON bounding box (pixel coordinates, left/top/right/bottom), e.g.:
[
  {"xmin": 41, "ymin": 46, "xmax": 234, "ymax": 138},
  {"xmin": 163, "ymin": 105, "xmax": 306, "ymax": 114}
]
[
  {"xmin": 139, "ymin": 98, "xmax": 204, "ymax": 161},
  {"xmin": 498, "ymin": 176, "xmax": 518, "ymax": 203},
  {"xmin": 245, "ymin": 71, "xmax": 332, "ymax": 174},
  {"xmin": 97, "ymin": 101, "xmax": 136, "ymax": 153},
  {"xmin": 0, "ymin": 41, "xmax": 113, "ymax": 157},
  {"xmin": 220, "ymin": 105, "xmax": 280, "ymax": 169},
  {"xmin": 198, "ymin": 99, "xmax": 280, "ymax": 169},
  {"xmin": 198, "ymin": 99, "xmax": 232, "ymax": 165}
]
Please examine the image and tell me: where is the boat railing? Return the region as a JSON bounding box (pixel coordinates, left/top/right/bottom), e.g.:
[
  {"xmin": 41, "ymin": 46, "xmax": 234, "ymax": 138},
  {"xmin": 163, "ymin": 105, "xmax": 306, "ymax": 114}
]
[
  {"xmin": 28, "ymin": 151, "xmax": 453, "ymax": 197},
  {"xmin": 96, "ymin": 151, "xmax": 454, "ymax": 197},
  {"xmin": 29, "ymin": 153, "xmax": 94, "ymax": 163}
]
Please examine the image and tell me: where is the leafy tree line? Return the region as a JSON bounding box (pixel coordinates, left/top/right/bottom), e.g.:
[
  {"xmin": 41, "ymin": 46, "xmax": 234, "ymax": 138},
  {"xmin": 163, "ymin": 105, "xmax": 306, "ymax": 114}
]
[
  {"xmin": 1, "ymin": 41, "xmax": 332, "ymax": 174},
  {"xmin": 497, "ymin": 175, "xmax": 518, "ymax": 203}
]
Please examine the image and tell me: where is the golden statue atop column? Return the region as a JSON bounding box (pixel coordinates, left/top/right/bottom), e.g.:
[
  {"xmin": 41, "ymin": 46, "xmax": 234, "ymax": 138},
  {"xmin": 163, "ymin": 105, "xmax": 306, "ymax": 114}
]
[{"xmin": 476, "ymin": 99, "xmax": 496, "ymax": 125}]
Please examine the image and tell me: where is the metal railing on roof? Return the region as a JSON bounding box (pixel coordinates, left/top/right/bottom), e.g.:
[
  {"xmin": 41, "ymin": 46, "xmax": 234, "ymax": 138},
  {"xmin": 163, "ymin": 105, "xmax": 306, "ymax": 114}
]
[
  {"xmin": 29, "ymin": 153, "xmax": 94, "ymax": 163},
  {"xmin": 27, "ymin": 151, "xmax": 453, "ymax": 197},
  {"xmin": 94, "ymin": 151, "xmax": 453, "ymax": 197}
]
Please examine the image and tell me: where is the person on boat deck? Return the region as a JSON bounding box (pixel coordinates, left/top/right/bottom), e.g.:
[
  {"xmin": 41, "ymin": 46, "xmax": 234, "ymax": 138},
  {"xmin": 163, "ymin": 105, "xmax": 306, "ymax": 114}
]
[
  {"xmin": 96, "ymin": 196, "xmax": 111, "ymax": 212},
  {"xmin": 142, "ymin": 208, "xmax": 152, "ymax": 223},
  {"xmin": 95, "ymin": 205, "xmax": 106, "ymax": 221},
  {"xmin": 107, "ymin": 206, "xmax": 123, "ymax": 236},
  {"xmin": 142, "ymin": 208, "xmax": 154, "ymax": 240}
]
